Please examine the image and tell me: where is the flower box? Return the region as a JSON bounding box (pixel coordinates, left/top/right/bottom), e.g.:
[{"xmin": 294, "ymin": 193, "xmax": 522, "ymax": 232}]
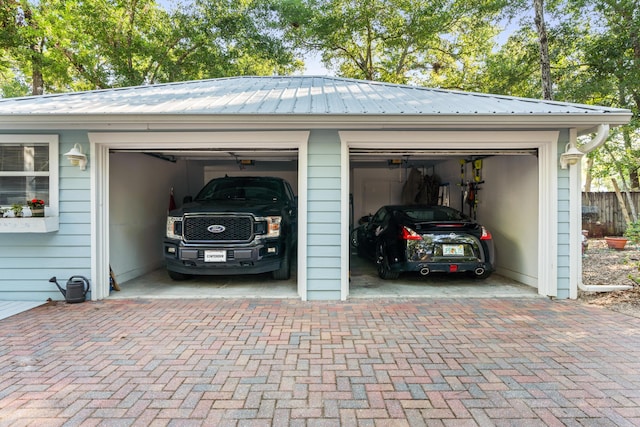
[{"xmin": 0, "ymin": 216, "xmax": 59, "ymax": 233}]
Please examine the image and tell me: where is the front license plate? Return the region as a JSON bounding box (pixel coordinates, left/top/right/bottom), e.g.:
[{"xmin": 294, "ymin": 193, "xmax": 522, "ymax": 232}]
[
  {"xmin": 204, "ymin": 250, "xmax": 226, "ymax": 262},
  {"xmin": 442, "ymin": 244, "xmax": 464, "ymax": 256}
]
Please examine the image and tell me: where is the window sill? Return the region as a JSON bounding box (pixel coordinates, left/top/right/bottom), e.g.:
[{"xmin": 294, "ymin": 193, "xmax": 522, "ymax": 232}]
[{"xmin": 0, "ymin": 217, "xmax": 59, "ymax": 233}]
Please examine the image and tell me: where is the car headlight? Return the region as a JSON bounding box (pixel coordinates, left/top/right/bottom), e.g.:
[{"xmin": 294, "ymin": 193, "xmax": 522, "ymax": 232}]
[{"xmin": 166, "ymin": 216, "xmax": 182, "ymax": 239}]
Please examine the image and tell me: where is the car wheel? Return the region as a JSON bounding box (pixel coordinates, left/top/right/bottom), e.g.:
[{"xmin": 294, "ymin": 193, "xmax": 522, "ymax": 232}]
[
  {"xmin": 350, "ymin": 228, "xmax": 360, "ymax": 249},
  {"xmin": 272, "ymin": 247, "xmax": 291, "ymax": 280},
  {"xmin": 376, "ymin": 243, "xmax": 399, "ymax": 280},
  {"xmin": 168, "ymin": 270, "xmax": 190, "ymax": 281}
]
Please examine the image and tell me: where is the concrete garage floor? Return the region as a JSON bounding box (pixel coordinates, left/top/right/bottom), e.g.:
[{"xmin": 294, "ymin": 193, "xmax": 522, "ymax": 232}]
[{"xmin": 109, "ymin": 255, "xmax": 539, "ymax": 300}]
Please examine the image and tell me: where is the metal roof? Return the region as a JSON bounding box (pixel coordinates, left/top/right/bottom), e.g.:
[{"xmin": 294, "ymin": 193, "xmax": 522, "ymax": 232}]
[{"xmin": 0, "ymin": 76, "xmax": 631, "ymax": 119}]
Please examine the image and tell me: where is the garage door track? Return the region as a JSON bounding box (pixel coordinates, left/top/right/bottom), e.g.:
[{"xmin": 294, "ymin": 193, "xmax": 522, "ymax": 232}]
[{"xmin": 1, "ymin": 297, "xmax": 639, "ymax": 426}]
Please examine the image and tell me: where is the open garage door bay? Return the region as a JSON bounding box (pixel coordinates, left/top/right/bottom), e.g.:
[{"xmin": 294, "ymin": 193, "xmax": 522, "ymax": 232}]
[
  {"xmin": 90, "ymin": 131, "xmax": 308, "ymax": 300},
  {"xmin": 342, "ymin": 130, "xmax": 560, "ymax": 297}
]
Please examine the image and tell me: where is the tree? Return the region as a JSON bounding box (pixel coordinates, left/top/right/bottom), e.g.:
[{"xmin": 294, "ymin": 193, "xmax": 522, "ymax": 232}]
[
  {"xmin": 0, "ymin": 0, "xmax": 302, "ymax": 96},
  {"xmin": 275, "ymin": 0, "xmax": 505, "ymax": 87},
  {"xmin": 533, "ymin": 0, "xmax": 552, "ymax": 99},
  {"xmin": 579, "ymin": 0, "xmax": 639, "ymax": 193}
]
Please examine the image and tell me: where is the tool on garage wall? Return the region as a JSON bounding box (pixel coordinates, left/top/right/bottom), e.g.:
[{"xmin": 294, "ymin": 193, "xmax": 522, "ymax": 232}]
[{"xmin": 459, "ymin": 158, "xmax": 485, "ymax": 220}]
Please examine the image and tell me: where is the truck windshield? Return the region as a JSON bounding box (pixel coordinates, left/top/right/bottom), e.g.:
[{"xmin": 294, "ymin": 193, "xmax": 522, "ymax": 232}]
[{"xmin": 195, "ymin": 178, "xmax": 284, "ymax": 202}]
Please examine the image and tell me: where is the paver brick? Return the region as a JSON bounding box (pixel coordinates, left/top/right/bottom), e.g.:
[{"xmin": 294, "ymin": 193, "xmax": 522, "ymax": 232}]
[{"xmin": 1, "ymin": 298, "xmax": 639, "ymax": 425}]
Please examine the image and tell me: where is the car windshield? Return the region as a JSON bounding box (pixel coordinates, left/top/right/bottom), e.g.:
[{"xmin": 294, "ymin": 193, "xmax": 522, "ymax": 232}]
[
  {"xmin": 401, "ymin": 206, "xmax": 469, "ymax": 221},
  {"xmin": 196, "ymin": 178, "xmax": 283, "ymax": 202}
]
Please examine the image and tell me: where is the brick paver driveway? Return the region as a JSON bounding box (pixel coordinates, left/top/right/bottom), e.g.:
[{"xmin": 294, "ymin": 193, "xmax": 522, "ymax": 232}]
[{"xmin": 1, "ymin": 298, "xmax": 639, "ymax": 426}]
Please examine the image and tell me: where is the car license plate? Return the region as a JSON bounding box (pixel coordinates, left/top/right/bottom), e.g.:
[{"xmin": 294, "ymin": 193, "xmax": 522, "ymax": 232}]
[
  {"xmin": 204, "ymin": 250, "xmax": 226, "ymax": 262},
  {"xmin": 442, "ymin": 244, "xmax": 464, "ymax": 256}
]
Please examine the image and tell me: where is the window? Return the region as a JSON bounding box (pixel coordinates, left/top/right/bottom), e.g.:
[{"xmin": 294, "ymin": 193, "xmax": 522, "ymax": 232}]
[
  {"xmin": 0, "ymin": 143, "xmax": 50, "ymax": 205},
  {"xmin": 0, "ymin": 135, "xmax": 59, "ymax": 232}
]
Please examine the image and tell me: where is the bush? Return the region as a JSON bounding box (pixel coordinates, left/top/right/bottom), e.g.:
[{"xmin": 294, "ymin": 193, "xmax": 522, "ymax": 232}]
[{"xmin": 624, "ymin": 220, "xmax": 640, "ymax": 244}]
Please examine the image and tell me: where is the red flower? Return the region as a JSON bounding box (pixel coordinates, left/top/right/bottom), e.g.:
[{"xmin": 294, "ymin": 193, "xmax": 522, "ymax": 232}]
[{"xmin": 27, "ymin": 199, "xmax": 45, "ymax": 208}]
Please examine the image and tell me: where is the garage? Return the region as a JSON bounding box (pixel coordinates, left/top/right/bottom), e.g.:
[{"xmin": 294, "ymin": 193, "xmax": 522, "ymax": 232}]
[
  {"xmin": 0, "ymin": 76, "xmax": 631, "ymax": 302},
  {"xmin": 100, "ymin": 128, "xmax": 549, "ymax": 300}
]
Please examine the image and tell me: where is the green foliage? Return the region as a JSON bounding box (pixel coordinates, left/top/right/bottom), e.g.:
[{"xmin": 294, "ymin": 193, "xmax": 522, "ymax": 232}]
[
  {"xmin": 273, "ymin": 0, "xmax": 505, "ymax": 87},
  {"xmin": 0, "ymin": 0, "xmax": 302, "ymax": 95},
  {"xmin": 624, "ymin": 220, "xmax": 640, "ymax": 245}
]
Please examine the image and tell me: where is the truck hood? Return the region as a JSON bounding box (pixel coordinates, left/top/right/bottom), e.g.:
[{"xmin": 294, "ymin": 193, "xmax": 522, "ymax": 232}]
[{"xmin": 169, "ymin": 200, "xmax": 288, "ymax": 217}]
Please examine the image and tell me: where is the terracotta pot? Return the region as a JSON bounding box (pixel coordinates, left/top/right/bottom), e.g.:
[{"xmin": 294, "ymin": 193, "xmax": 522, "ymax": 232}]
[{"xmin": 604, "ymin": 236, "xmax": 628, "ymax": 250}]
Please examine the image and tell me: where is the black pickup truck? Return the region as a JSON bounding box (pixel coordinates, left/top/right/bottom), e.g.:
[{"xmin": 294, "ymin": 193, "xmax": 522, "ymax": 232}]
[{"xmin": 164, "ymin": 176, "xmax": 297, "ymax": 281}]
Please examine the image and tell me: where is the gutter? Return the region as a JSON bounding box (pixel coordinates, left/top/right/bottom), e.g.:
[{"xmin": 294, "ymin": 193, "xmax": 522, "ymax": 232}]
[{"xmin": 566, "ymin": 124, "xmax": 633, "ymax": 293}]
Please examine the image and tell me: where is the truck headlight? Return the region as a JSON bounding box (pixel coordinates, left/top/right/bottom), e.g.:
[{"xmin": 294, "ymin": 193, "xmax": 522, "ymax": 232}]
[
  {"xmin": 166, "ymin": 216, "xmax": 182, "ymax": 239},
  {"xmin": 265, "ymin": 216, "xmax": 281, "ymax": 238}
]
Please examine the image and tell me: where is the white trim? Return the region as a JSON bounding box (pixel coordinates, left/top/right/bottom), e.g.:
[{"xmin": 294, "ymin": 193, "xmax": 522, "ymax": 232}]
[
  {"xmin": 88, "ymin": 131, "xmax": 309, "ymax": 301},
  {"xmin": 341, "ymin": 139, "xmax": 350, "ymax": 300},
  {"xmin": 339, "ymin": 130, "xmax": 560, "ymax": 298},
  {"xmin": 297, "ymin": 138, "xmax": 308, "ymax": 301},
  {"xmin": 90, "ymin": 143, "xmax": 110, "ymax": 301},
  {"xmin": 537, "ymin": 138, "xmax": 558, "ymax": 297},
  {"xmin": 569, "ymin": 129, "xmax": 581, "ymax": 299},
  {"xmin": 0, "ymin": 114, "xmax": 631, "ymax": 132}
]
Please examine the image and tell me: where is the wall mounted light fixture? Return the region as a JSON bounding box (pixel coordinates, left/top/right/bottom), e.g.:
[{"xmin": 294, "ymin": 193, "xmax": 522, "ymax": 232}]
[
  {"xmin": 559, "ymin": 143, "xmax": 584, "ymax": 169},
  {"xmin": 64, "ymin": 143, "xmax": 88, "ymax": 170}
]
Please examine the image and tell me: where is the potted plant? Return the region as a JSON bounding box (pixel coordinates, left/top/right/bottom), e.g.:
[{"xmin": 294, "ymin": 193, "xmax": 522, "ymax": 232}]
[
  {"xmin": 10, "ymin": 203, "xmax": 24, "ymax": 218},
  {"xmin": 26, "ymin": 199, "xmax": 45, "ymax": 217}
]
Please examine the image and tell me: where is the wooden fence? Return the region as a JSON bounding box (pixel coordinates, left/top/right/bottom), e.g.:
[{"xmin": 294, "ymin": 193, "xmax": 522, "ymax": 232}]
[{"xmin": 582, "ymin": 192, "xmax": 640, "ymax": 237}]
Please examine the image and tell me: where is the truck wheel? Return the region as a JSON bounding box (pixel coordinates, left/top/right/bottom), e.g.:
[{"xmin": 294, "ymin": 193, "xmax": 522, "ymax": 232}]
[
  {"xmin": 168, "ymin": 270, "xmax": 190, "ymax": 281},
  {"xmin": 272, "ymin": 248, "xmax": 291, "ymax": 280}
]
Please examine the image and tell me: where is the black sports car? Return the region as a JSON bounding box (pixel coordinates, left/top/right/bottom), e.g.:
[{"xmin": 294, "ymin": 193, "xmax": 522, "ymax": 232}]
[{"xmin": 351, "ymin": 205, "xmax": 495, "ymax": 280}]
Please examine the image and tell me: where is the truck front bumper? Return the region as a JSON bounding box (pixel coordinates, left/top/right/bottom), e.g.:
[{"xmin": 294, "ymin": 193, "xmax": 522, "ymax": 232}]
[{"xmin": 164, "ymin": 241, "xmax": 284, "ymax": 276}]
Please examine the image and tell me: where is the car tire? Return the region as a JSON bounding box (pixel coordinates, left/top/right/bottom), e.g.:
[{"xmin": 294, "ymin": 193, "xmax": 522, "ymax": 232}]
[
  {"xmin": 467, "ymin": 270, "xmax": 492, "ymax": 280},
  {"xmin": 376, "ymin": 243, "xmax": 399, "ymax": 280},
  {"xmin": 272, "ymin": 247, "xmax": 291, "ymax": 280},
  {"xmin": 168, "ymin": 270, "xmax": 190, "ymax": 281},
  {"xmin": 350, "ymin": 228, "xmax": 360, "ymax": 249}
]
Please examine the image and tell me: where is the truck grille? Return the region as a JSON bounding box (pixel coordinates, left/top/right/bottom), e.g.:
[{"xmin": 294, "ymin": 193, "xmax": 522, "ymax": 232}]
[{"xmin": 183, "ymin": 215, "xmax": 253, "ymax": 242}]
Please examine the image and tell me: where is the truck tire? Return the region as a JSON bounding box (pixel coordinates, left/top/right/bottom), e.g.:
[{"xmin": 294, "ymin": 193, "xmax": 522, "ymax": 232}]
[
  {"xmin": 168, "ymin": 270, "xmax": 190, "ymax": 281},
  {"xmin": 272, "ymin": 247, "xmax": 291, "ymax": 280}
]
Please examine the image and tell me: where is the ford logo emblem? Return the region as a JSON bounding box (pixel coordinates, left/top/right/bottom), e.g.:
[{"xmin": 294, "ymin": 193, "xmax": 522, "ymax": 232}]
[{"xmin": 207, "ymin": 225, "xmax": 226, "ymax": 233}]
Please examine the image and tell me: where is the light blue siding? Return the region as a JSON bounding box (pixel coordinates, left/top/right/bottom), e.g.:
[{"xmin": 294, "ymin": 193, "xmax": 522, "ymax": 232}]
[
  {"xmin": 0, "ymin": 131, "xmax": 92, "ymax": 302},
  {"xmin": 308, "ymin": 201, "xmax": 340, "ymax": 212},
  {"xmin": 306, "ymin": 130, "xmax": 343, "ymax": 300},
  {"xmin": 307, "ymin": 290, "xmax": 342, "ymax": 300},
  {"xmin": 308, "ymin": 177, "xmax": 341, "ymax": 189},
  {"xmin": 307, "ymin": 256, "xmax": 341, "ymax": 268},
  {"xmin": 308, "ymin": 211, "xmax": 341, "ymax": 224},
  {"xmin": 556, "ymin": 130, "xmax": 571, "ymax": 299}
]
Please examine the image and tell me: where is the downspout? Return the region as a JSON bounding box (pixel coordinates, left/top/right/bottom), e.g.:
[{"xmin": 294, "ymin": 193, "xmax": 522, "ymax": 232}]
[
  {"xmin": 577, "ymin": 123, "xmax": 609, "ymax": 155},
  {"xmin": 563, "ymin": 124, "xmax": 632, "ymax": 293}
]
